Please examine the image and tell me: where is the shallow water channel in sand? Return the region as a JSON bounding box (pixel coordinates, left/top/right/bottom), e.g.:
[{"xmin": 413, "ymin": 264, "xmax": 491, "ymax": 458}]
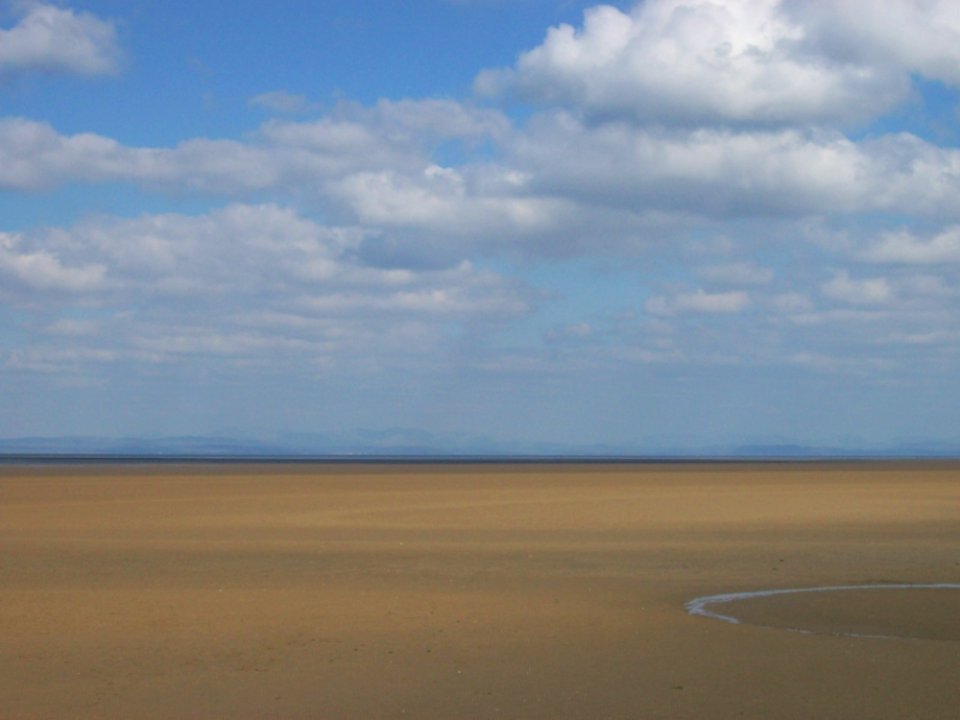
[{"xmin": 687, "ymin": 584, "xmax": 960, "ymax": 640}]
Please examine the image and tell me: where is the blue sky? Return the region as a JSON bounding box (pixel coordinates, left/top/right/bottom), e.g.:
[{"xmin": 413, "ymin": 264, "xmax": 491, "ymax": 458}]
[{"xmin": 2, "ymin": 0, "xmax": 960, "ymax": 453}]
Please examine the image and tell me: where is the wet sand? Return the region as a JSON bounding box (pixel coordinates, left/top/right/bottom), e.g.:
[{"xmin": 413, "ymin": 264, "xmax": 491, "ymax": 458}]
[
  {"xmin": 697, "ymin": 584, "xmax": 960, "ymax": 641},
  {"xmin": 2, "ymin": 461, "xmax": 959, "ymax": 719}
]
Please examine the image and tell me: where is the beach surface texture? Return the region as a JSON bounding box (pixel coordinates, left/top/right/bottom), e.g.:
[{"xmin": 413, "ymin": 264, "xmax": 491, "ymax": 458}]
[{"xmin": 2, "ymin": 461, "xmax": 959, "ymax": 719}]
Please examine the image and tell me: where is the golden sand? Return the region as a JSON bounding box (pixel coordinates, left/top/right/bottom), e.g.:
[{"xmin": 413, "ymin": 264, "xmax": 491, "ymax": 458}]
[{"xmin": 2, "ymin": 461, "xmax": 959, "ymax": 719}]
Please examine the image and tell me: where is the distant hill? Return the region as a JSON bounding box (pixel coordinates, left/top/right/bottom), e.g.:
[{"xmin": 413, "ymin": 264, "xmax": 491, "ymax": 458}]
[{"xmin": 1, "ymin": 433, "xmax": 958, "ymax": 461}]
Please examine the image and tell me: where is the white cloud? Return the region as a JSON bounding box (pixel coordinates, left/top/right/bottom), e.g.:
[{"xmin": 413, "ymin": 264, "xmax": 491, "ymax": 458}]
[
  {"xmin": 328, "ymin": 164, "xmax": 565, "ymax": 244},
  {"xmin": 2, "ymin": 205, "xmax": 532, "ymax": 370},
  {"xmin": 0, "ymin": 100, "xmax": 511, "ymax": 195},
  {"xmin": 0, "ymin": 1, "xmax": 120, "ymax": 76},
  {"xmin": 0, "ymin": 117, "xmax": 130, "ymax": 190},
  {"xmin": 476, "ymin": 1, "xmax": 874, "ymax": 126},
  {"xmin": 510, "ymin": 114, "xmax": 960, "ymax": 219},
  {"xmin": 477, "ymin": 0, "xmax": 960, "ymax": 127},
  {"xmin": 646, "ymin": 289, "xmax": 749, "ymax": 315},
  {"xmin": 864, "ymin": 226, "xmax": 960, "ymax": 264},
  {"xmin": 0, "ymin": 231, "xmax": 105, "ymax": 292},
  {"xmin": 0, "ymin": 116, "xmax": 393, "ymax": 192},
  {"xmin": 5, "ymin": 100, "xmax": 960, "ymax": 246},
  {"xmin": 821, "ymin": 270, "xmax": 893, "ymax": 306},
  {"xmin": 791, "ymin": 0, "xmax": 960, "ymax": 87},
  {"xmin": 258, "ymin": 99, "xmax": 509, "ymax": 162}
]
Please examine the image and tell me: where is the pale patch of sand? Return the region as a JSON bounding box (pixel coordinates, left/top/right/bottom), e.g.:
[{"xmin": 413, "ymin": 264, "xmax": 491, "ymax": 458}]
[{"xmin": 2, "ymin": 462, "xmax": 959, "ymax": 719}]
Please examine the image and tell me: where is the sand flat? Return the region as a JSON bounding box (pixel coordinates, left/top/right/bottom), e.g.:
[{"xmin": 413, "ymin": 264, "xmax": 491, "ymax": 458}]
[
  {"xmin": 2, "ymin": 461, "xmax": 959, "ymax": 719},
  {"xmin": 708, "ymin": 585, "xmax": 960, "ymax": 640}
]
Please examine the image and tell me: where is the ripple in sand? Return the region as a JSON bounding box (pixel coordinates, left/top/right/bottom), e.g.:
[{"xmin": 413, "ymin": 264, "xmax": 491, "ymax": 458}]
[{"xmin": 686, "ymin": 584, "xmax": 960, "ymax": 641}]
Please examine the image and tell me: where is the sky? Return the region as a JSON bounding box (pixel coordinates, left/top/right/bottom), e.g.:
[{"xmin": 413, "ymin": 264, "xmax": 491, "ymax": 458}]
[{"xmin": 2, "ymin": 0, "xmax": 960, "ymax": 454}]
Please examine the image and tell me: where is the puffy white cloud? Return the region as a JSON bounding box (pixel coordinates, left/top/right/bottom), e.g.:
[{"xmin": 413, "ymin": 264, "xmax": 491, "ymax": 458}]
[
  {"xmin": 0, "ymin": 100, "xmax": 510, "ymax": 194},
  {"xmin": 509, "ymin": 114, "xmax": 960, "ymax": 218},
  {"xmin": 5, "ymin": 99, "xmax": 960, "ymax": 241},
  {"xmin": 2, "ymin": 204, "xmax": 532, "ymax": 371},
  {"xmin": 864, "ymin": 226, "xmax": 960, "ymax": 264},
  {"xmin": 257, "ymin": 99, "xmax": 509, "ymax": 165},
  {"xmin": 0, "ymin": 116, "xmax": 392, "ymax": 193},
  {"xmin": 0, "ymin": 2, "xmax": 120, "ymax": 76},
  {"xmin": 477, "ymin": 0, "xmax": 960, "ymax": 127},
  {"xmin": 0, "ymin": 118, "xmax": 130, "ymax": 190},
  {"xmin": 328, "ymin": 164, "xmax": 565, "ymax": 242},
  {"xmin": 0, "ymin": 231, "xmax": 105, "ymax": 292},
  {"xmin": 22, "ymin": 203, "xmax": 523, "ymax": 304},
  {"xmin": 791, "ymin": 0, "xmax": 960, "ymax": 87},
  {"xmin": 821, "ymin": 270, "xmax": 894, "ymax": 305}
]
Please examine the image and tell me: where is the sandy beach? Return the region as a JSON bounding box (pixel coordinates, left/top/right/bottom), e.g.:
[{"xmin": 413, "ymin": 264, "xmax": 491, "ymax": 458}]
[{"xmin": 2, "ymin": 461, "xmax": 959, "ymax": 719}]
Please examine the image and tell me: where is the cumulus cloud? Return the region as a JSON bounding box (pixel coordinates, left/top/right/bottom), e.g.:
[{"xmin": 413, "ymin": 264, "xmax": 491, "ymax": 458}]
[
  {"xmin": 864, "ymin": 226, "xmax": 960, "ymax": 264},
  {"xmin": 2, "ymin": 4, "xmax": 959, "ymax": 381},
  {"xmin": 0, "ymin": 1, "xmax": 121, "ymax": 76},
  {"xmin": 328, "ymin": 163, "xmax": 565, "ymax": 243},
  {"xmin": 18, "ymin": 203, "xmax": 527, "ymax": 304},
  {"xmin": 0, "ymin": 231, "xmax": 105, "ymax": 292},
  {"xmin": 0, "ymin": 117, "xmax": 129, "ymax": 190},
  {"xmin": 791, "ymin": 0, "xmax": 960, "ymax": 87},
  {"xmin": 509, "ymin": 114, "xmax": 960, "ymax": 219},
  {"xmin": 2, "ymin": 205, "xmax": 532, "ymax": 370},
  {"xmin": 6, "ymin": 100, "xmax": 960, "ymax": 240},
  {"xmin": 477, "ymin": 0, "xmax": 960, "ymax": 127},
  {"xmin": 821, "ymin": 270, "xmax": 894, "ymax": 306},
  {"xmin": 0, "ymin": 100, "xmax": 510, "ymax": 194},
  {"xmin": 0, "ymin": 116, "xmax": 383, "ymax": 193}
]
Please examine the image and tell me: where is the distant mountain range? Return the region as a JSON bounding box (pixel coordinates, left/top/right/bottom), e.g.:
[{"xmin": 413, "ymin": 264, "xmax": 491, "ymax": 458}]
[{"xmin": 1, "ymin": 433, "xmax": 958, "ymax": 460}]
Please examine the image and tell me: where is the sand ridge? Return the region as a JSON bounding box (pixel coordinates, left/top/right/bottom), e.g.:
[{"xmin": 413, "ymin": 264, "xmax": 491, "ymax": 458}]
[{"xmin": 2, "ymin": 461, "xmax": 959, "ymax": 719}]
